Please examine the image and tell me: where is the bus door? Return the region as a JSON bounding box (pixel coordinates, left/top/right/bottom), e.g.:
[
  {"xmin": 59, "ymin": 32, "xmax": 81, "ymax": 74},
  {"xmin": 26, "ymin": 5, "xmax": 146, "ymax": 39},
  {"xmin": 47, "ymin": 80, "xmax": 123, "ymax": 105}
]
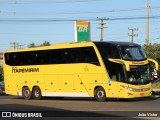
[
  {"xmin": 116, "ymin": 65, "xmax": 126, "ymax": 98},
  {"xmin": 107, "ymin": 64, "xmax": 125, "ymax": 98},
  {"xmin": 107, "ymin": 72, "xmax": 119, "ymax": 98}
]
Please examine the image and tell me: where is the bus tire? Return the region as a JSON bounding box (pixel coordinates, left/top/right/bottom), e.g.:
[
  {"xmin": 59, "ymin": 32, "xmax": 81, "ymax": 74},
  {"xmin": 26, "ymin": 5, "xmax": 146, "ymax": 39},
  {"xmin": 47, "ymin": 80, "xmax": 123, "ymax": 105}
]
[
  {"xmin": 22, "ymin": 87, "xmax": 32, "ymax": 100},
  {"xmin": 32, "ymin": 87, "xmax": 42, "ymax": 100},
  {"xmin": 94, "ymin": 87, "xmax": 106, "ymax": 102}
]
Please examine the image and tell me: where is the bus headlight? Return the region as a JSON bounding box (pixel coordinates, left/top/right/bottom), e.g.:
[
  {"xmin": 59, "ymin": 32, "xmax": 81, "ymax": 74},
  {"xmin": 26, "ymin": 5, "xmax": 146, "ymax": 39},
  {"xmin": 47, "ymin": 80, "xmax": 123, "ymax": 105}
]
[
  {"xmin": 121, "ymin": 85, "xmax": 133, "ymax": 91},
  {"xmin": 127, "ymin": 87, "xmax": 133, "ymax": 91},
  {"xmin": 120, "ymin": 85, "xmax": 150, "ymax": 92},
  {"xmin": 129, "ymin": 76, "xmax": 136, "ymax": 82},
  {"xmin": 129, "ymin": 77, "xmax": 134, "ymax": 82}
]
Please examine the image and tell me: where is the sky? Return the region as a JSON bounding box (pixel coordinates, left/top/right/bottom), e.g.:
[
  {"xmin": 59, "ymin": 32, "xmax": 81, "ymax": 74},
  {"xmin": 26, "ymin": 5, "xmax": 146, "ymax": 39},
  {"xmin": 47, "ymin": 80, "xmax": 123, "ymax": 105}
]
[{"xmin": 0, "ymin": 0, "xmax": 160, "ymax": 52}]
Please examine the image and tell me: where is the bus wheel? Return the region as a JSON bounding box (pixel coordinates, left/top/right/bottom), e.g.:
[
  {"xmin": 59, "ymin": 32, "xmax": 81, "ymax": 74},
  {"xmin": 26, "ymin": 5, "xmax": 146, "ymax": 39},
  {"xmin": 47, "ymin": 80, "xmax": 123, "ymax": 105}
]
[
  {"xmin": 94, "ymin": 87, "xmax": 106, "ymax": 102},
  {"xmin": 22, "ymin": 87, "xmax": 32, "ymax": 100},
  {"xmin": 32, "ymin": 87, "xmax": 42, "ymax": 100}
]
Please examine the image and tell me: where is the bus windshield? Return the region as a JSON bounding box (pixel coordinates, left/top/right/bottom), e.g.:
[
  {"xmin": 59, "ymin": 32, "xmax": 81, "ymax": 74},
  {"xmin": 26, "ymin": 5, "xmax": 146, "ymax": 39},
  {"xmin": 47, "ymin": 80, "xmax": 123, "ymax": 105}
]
[
  {"xmin": 127, "ymin": 64, "xmax": 151, "ymax": 85},
  {"xmin": 119, "ymin": 46, "xmax": 147, "ymax": 60}
]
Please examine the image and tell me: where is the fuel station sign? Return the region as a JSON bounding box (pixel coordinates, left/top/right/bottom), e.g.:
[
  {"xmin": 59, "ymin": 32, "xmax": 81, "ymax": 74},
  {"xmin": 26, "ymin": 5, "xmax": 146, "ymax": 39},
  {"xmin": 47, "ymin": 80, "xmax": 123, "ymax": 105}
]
[{"xmin": 74, "ymin": 21, "xmax": 90, "ymax": 42}]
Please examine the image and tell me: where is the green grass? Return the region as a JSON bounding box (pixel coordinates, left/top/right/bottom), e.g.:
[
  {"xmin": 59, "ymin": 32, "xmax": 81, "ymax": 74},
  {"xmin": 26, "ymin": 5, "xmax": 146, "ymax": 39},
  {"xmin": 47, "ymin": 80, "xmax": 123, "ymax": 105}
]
[
  {"xmin": 152, "ymin": 81, "xmax": 160, "ymax": 95},
  {"xmin": 152, "ymin": 81, "xmax": 160, "ymax": 89}
]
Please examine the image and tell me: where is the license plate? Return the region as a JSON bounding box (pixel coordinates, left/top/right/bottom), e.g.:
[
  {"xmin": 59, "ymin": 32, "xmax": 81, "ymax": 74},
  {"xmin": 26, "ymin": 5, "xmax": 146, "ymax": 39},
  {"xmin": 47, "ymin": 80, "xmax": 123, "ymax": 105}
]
[{"xmin": 140, "ymin": 93, "xmax": 144, "ymax": 96}]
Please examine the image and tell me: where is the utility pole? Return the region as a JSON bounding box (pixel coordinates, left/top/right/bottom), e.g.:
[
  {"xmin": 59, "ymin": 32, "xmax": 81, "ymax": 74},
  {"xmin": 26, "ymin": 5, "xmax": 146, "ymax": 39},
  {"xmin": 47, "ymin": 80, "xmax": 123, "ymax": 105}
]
[
  {"xmin": 10, "ymin": 42, "xmax": 19, "ymax": 50},
  {"xmin": 128, "ymin": 28, "xmax": 138, "ymax": 43},
  {"xmin": 146, "ymin": 0, "xmax": 150, "ymax": 46},
  {"xmin": 97, "ymin": 17, "xmax": 109, "ymax": 42}
]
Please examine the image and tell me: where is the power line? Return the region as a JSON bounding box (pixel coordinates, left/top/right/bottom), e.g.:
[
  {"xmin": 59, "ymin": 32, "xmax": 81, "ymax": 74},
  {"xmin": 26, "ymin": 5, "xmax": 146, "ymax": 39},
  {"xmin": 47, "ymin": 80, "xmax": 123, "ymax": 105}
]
[
  {"xmin": 0, "ymin": 0, "xmax": 103, "ymax": 4},
  {"xmin": 150, "ymin": 8, "xmax": 160, "ymax": 41},
  {"xmin": 150, "ymin": 37, "xmax": 160, "ymax": 41},
  {"xmin": 0, "ymin": 16, "xmax": 160, "ymax": 23},
  {"xmin": 109, "ymin": 16, "xmax": 160, "ymax": 21},
  {"xmin": 1, "ymin": 6, "xmax": 160, "ymax": 15},
  {"xmin": 109, "ymin": 21, "xmax": 160, "ymax": 24}
]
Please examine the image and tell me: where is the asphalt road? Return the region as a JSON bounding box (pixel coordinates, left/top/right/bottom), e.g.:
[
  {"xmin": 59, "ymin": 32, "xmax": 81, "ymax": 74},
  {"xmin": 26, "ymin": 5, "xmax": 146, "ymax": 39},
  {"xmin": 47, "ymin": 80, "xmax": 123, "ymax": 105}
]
[{"xmin": 0, "ymin": 95, "xmax": 160, "ymax": 119}]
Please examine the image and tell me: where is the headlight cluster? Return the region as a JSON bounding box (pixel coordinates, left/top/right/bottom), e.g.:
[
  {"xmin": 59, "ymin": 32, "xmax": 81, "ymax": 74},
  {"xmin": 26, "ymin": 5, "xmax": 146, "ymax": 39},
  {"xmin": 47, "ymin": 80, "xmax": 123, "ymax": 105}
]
[
  {"xmin": 120, "ymin": 85, "xmax": 150, "ymax": 92},
  {"xmin": 129, "ymin": 76, "xmax": 136, "ymax": 82},
  {"xmin": 121, "ymin": 85, "xmax": 133, "ymax": 91}
]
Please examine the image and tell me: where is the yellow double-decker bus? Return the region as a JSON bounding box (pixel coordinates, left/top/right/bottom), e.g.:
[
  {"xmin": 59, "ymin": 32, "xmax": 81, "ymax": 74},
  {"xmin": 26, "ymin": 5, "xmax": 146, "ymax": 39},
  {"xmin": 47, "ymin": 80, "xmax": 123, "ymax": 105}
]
[{"xmin": 3, "ymin": 41, "xmax": 159, "ymax": 101}]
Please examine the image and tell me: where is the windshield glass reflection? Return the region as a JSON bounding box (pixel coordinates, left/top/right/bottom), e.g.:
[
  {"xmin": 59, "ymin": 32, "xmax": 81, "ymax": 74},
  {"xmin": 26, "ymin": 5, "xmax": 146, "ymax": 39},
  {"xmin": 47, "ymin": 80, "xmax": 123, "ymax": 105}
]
[
  {"xmin": 119, "ymin": 46, "xmax": 147, "ymax": 60},
  {"xmin": 127, "ymin": 64, "xmax": 151, "ymax": 85}
]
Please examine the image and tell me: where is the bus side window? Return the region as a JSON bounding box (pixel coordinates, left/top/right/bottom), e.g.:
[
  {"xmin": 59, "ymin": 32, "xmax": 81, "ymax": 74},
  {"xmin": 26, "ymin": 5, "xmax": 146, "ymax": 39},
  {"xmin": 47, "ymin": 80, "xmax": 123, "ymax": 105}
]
[
  {"xmin": 67, "ymin": 49, "xmax": 77, "ymax": 63},
  {"xmin": 18, "ymin": 53, "xmax": 25, "ymax": 65},
  {"xmin": 109, "ymin": 70, "xmax": 117, "ymax": 81},
  {"xmin": 108, "ymin": 63, "xmax": 125, "ymax": 82},
  {"xmin": 82, "ymin": 47, "xmax": 100, "ymax": 66},
  {"xmin": 60, "ymin": 50, "xmax": 68, "ymax": 64},
  {"xmin": 74, "ymin": 49, "xmax": 84, "ymax": 63},
  {"xmin": 68, "ymin": 48, "xmax": 82, "ymax": 63},
  {"xmin": 5, "ymin": 53, "xmax": 11, "ymax": 65},
  {"xmin": 51, "ymin": 51, "xmax": 58, "ymax": 64},
  {"xmin": 47, "ymin": 50, "xmax": 57, "ymax": 64},
  {"xmin": 25, "ymin": 51, "xmax": 35, "ymax": 65},
  {"xmin": 108, "ymin": 47, "xmax": 120, "ymax": 59},
  {"xmin": 39, "ymin": 51, "xmax": 46, "ymax": 64},
  {"xmin": 7, "ymin": 52, "xmax": 23, "ymax": 66},
  {"xmin": 10, "ymin": 53, "xmax": 20, "ymax": 66}
]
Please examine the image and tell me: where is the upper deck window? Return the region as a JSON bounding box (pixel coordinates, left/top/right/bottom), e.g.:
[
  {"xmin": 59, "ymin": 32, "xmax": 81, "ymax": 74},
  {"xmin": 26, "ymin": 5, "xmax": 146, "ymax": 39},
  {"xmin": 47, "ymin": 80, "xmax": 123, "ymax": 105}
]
[
  {"xmin": 4, "ymin": 46, "xmax": 100, "ymax": 66},
  {"xmin": 98, "ymin": 46, "xmax": 120, "ymax": 59},
  {"xmin": 119, "ymin": 46, "xmax": 147, "ymax": 61}
]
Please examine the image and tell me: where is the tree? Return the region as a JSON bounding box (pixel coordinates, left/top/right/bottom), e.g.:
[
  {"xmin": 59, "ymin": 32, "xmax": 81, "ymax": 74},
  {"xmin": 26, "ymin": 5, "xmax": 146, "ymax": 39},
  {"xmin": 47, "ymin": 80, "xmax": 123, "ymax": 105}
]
[
  {"xmin": 28, "ymin": 41, "xmax": 51, "ymax": 48},
  {"xmin": 40, "ymin": 41, "xmax": 51, "ymax": 46},
  {"xmin": 143, "ymin": 43, "xmax": 160, "ymax": 72},
  {"xmin": 28, "ymin": 43, "xmax": 36, "ymax": 48}
]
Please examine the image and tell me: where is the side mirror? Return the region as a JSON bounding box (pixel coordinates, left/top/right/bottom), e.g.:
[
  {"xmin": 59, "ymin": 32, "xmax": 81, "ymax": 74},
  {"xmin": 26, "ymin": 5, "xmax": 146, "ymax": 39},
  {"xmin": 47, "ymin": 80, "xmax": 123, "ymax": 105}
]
[{"xmin": 148, "ymin": 58, "xmax": 159, "ymax": 71}]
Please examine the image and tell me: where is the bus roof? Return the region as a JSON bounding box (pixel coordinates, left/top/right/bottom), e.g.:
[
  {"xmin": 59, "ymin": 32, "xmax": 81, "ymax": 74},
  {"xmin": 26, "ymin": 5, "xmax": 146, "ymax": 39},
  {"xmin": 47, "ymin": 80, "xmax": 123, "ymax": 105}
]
[
  {"xmin": 4, "ymin": 41, "xmax": 141, "ymax": 53},
  {"xmin": 93, "ymin": 41, "xmax": 140, "ymax": 47},
  {"xmin": 4, "ymin": 41, "xmax": 95, "ymax": 53}
]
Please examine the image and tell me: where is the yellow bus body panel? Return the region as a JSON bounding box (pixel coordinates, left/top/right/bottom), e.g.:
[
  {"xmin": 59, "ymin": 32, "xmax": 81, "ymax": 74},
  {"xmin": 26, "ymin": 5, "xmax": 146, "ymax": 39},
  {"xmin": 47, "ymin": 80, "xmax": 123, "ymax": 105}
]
[{"xmin": 3, "ymin": 42, "xmax": 152, "ymax": 99}]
